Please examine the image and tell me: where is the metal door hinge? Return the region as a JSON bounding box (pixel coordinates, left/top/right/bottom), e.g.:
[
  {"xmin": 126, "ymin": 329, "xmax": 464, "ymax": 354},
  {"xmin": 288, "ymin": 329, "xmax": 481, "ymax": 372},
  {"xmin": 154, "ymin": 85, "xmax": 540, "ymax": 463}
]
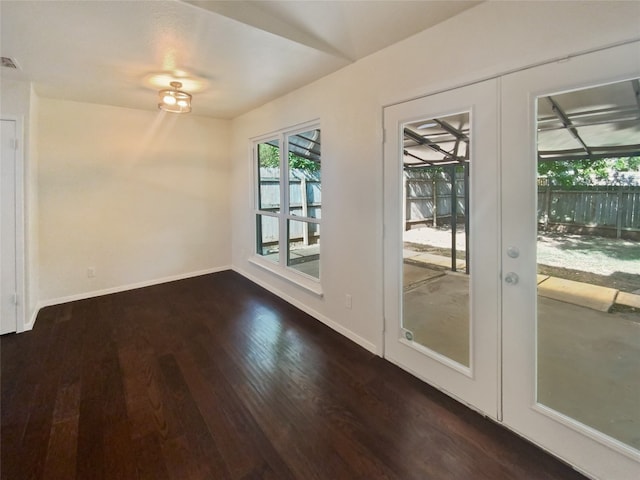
[
  {"xmin": 10, "ymin": 138, "xmax": 18, "ymax": 150},
  {"xmin": 12, "ymin": 293, "xmax": 18, "ymax": 305}
]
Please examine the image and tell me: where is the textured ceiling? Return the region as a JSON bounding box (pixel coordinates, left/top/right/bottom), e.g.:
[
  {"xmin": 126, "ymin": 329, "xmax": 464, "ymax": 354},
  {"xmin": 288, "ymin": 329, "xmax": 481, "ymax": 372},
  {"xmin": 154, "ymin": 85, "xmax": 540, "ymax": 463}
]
[{"xmin": 0, "ymin": 0, "xmax": 480, "ymax": 118}]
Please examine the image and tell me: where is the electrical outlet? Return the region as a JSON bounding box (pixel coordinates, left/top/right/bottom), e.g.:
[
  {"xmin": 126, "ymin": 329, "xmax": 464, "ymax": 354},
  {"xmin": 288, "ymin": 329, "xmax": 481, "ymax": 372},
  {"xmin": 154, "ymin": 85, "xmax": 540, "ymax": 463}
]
[
  {"xmin": 87, "ymin": 267, "xmax": 96, "ymax": 278},
  {"xmin": 345, "ymin": 294, "xmax": 352, "ymax": 309}
]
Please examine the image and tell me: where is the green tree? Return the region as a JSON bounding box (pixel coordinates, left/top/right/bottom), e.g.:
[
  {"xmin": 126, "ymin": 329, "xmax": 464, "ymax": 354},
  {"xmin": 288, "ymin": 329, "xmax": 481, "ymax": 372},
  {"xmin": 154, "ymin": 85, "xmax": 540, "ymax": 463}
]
[
  {"xmin": 259, "ymin": 143, "xmax": 320, "ymax": 172},
  {"xmin": 538, "ymin": 156, "xmax": 640, "ymax": 186}
]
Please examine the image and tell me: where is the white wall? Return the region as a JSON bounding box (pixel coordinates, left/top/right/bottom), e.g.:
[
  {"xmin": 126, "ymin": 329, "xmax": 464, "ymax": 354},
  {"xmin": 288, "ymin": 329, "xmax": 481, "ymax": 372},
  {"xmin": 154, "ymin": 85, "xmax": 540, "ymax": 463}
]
[
  {"xmin": 38, "ymin": 99, "xmax": 231, "ymax": 302},
  {"xmin": 230, "ymin": 1, "xmax": 640, "ymax": 354},
  {"xmin": 1, "ymin": 78, "xmax": 31, "ymax": 115}
]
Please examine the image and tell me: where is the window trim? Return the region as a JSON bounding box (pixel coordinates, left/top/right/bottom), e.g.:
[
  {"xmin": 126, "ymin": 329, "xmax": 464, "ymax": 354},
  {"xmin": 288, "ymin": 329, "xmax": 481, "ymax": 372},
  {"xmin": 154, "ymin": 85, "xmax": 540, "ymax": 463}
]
[{"xmin": 251, "ymin": 120, "xmax": 322, "ymax": 293}]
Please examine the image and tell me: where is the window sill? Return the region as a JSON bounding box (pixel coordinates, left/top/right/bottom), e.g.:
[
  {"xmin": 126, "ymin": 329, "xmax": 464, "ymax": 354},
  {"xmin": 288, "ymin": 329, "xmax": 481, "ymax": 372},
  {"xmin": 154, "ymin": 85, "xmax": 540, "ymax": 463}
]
[{"xmin": 248, "ymin": 256, "xmax": 324, "ymax": 297}]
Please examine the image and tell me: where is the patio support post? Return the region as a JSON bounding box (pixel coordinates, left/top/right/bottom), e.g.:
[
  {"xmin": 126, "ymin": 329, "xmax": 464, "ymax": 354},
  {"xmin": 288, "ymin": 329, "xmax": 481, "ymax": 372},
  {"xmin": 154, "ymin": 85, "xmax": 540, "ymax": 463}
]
[
  {"xmin": 301, "ymin": 176, "xmax": 309, "ymax": 245},
  {"xmin": 450, "ymin": 165, "xmax": 457, "ymax": 272},
  {"xmin": 464, "ymin": 162, "xmax": 470, "ymax": 275}
]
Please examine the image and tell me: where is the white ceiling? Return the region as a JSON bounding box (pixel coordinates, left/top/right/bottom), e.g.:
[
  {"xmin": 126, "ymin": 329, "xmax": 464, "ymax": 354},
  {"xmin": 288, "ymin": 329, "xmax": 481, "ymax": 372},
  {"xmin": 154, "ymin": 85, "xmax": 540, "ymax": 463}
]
[{"xmin": 0, "ymin": 0, "xmax": 480, "ymax": 119}]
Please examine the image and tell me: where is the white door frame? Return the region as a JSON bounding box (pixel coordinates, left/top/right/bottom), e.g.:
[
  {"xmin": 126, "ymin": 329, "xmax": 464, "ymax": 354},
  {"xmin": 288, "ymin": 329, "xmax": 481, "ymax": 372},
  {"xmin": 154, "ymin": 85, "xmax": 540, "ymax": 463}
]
[
  {"xmin": 1, "ymin": 116, "xmax": 26, "ymax": 334},
  {"xmin": 501, "ymin": 42, "xmax": 640, "ymax": 480}
]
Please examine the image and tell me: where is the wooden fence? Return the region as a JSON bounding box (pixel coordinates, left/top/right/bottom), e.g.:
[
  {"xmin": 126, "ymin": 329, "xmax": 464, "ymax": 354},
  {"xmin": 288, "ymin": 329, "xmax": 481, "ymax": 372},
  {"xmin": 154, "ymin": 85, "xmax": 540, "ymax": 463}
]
[
  {"xmin": 258, "ymin": 168, "xmax": 321, "ymax": 244},
  {"xmin": 405, "ymin": 169, "xmax": 466, "ymax": 229},
  {"xmin": 405, "ymin": 170, "xmax": 639, "ymax": 239},
  {"xmin": 538, "ymin": 184, "xmax": 640, "ymax": 238}
]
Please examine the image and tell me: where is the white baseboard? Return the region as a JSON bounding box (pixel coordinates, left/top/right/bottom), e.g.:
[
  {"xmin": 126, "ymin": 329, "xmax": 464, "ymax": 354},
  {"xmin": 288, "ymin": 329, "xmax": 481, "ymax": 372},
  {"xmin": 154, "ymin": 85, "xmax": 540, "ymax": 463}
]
[
  {"xmin": 32, "ymin": 266, "xmax": 232, "ymax": 323},
  {"xmin": 233, "ymin": 266, "xmax": 379, "ymax": 356},
  {"xmin": 23, "ymin": 307, "xmax": 39, "ymax": 332}
]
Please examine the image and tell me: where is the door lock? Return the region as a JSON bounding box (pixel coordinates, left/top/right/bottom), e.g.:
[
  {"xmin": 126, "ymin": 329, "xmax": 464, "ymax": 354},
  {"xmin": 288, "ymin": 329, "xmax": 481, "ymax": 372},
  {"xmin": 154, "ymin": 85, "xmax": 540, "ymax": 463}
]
[{"xmin": 504, "ymin": 272, "xmax": 519, "ymax": 285}]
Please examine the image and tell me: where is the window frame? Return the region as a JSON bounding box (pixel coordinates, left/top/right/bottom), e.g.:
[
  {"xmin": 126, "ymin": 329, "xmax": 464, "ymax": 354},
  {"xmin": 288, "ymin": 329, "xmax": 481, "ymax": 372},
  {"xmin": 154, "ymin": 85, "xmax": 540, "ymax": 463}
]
[{"xmin": 251, "ymin": 120, "xmax": 322, "ymax": 295}]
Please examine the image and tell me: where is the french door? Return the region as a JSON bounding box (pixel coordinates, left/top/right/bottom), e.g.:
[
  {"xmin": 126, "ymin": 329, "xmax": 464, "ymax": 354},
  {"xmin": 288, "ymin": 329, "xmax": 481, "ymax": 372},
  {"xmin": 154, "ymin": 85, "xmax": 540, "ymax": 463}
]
[
  {"xmin": 384, "ymin": 41, "xmax": 639, "ymax": 479},
  {"xmin": 501, "ymin": 42, "xmax": 640, "ymax": 479},
  {"xmin": 383, "ymin": 79, "xmax": 500, "ymax": 419}
]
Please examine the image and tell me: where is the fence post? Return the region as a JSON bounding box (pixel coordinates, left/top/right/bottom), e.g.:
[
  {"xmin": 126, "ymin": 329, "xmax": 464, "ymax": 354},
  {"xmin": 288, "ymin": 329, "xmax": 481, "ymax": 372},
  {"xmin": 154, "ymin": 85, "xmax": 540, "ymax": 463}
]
[
  {"xmin": 432, "ymin": 174, "xmax": 437, "ymax": 227},
  {"xmin": 544, "ymin": 181, "xmax": 552, "ymax": 230},
  {"xmin": 301, "ymin": 176, "xmax": 309, "ymax": 245},
  {"xmin": 616, "ymin": 188, "xmax": 623, "ymax": 239}
]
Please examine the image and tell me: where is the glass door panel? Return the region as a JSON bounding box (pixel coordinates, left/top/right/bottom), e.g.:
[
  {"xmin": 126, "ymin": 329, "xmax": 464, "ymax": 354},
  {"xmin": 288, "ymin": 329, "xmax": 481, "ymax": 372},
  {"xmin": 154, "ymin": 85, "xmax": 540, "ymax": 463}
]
[
  {"xmin": 536, "ymin": 80, "xmax": 640, "ymax": 452},
  {"xmin": 402, "ymin": 113, "xmax": 471, "ymax": 367}
]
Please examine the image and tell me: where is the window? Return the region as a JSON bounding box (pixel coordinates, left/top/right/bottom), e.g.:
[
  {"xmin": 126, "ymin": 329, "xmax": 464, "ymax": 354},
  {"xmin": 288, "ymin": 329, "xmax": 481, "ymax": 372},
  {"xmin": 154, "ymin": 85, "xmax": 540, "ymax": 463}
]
[{"xmin": 254, "ymin": 124, "xmax": 321, "ymax": 283}]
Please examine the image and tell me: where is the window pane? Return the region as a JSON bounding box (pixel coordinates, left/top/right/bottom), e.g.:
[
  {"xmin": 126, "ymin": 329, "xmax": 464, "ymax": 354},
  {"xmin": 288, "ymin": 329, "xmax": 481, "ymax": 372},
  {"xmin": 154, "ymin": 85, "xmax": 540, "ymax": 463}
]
[
  {"xmin": 287, "ymin": 219, "xmax": 320, "ymax": 278},
  {"xmin": 258, "ymin": 140, "xmax": 280, "ymax": 212},
  {"xmin": 288, "ymin": 129, "xmax": 321, "ymax": 218},
  {"xmin": 256, "ymin": 214, "xmax": 279, "ymax": 263}
]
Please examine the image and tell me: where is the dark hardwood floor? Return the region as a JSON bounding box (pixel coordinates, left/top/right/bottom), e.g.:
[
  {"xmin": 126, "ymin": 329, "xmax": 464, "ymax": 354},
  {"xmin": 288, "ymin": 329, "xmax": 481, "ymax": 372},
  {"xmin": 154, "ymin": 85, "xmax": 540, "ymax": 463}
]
[{"xmin": 1, "ymin": 270, "xmax": 585, "ymax": 479}]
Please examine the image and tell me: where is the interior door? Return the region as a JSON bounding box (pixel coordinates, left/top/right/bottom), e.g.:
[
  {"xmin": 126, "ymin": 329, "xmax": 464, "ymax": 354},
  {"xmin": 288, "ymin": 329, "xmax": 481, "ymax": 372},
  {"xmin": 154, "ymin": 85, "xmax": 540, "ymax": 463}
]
[
  {"xmin": 383, "ymin": 79, "xmax": 500, "ymax": 418},
  {"xmin": 502, "ymin": 42, "xmax": 640, "ymax": 479},
  {"xmin": 1, "ymin": 118, "xmax": 18, "ymax": 334}
]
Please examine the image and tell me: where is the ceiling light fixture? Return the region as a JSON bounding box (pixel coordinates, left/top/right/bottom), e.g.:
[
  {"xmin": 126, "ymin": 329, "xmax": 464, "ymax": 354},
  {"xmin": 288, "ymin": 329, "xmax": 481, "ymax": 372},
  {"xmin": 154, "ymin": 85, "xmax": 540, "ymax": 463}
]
[{"xmin": 158, "ymin": 81, "xmax": 191, "ymax": 113}]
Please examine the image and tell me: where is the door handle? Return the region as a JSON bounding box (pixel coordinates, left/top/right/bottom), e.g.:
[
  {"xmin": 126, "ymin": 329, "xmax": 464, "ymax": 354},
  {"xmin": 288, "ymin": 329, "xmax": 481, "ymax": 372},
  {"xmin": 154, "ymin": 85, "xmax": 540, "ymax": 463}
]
[
  {"xmin": 507, "ymin": 246, "xmax": 520, "ymax": 258},
  {"xmin": 504, "ymin": 272, "xmax": 519, "ymax": 285}
]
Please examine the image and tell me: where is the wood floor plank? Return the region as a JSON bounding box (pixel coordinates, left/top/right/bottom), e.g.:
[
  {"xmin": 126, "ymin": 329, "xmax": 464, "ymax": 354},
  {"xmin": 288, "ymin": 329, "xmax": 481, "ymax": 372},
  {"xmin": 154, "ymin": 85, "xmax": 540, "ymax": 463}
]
[
  {"xmin": 18, "ymin": 319, "xmax": 74, "ymax": 480},
  {"xmin": 133, "ymin": 432, "xmax": 170, "ymax": 480},
  {"xmin": 42, "ymin": 416, "xmax": 79, "ymax": 480},
  {"xmin": 157, "ymin": 353, "xmax": 230, "ymax": 479},
  {"xmin": 1, "ymin": 271, "xmax": 588, "ymax": 480},
  {"xmin": 208, "ymin": 310, "xmax": 399, "ymax": 479},
  {"xmin": 103, "ymin": 421, "xmax": 137, "ymax": 480},
  {"xmin": 174, "ymin": 348, "xmax": 297, "ymax": 480}
]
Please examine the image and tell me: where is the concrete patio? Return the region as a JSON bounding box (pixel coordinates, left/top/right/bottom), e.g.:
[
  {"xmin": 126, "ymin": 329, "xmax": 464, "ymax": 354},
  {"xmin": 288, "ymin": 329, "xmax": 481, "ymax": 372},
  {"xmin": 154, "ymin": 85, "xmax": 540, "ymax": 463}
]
[{"xmin": 402, "ymin": 254, "xmax": 640, "ymax": 450}]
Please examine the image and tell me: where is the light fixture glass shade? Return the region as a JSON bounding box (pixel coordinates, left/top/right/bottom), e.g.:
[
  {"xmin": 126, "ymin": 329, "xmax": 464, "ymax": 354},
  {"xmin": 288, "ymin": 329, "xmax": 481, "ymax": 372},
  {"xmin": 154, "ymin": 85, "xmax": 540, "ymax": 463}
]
[{"xmin": 158, "ymin": 81, "xmax": 191, "ymax": 113}]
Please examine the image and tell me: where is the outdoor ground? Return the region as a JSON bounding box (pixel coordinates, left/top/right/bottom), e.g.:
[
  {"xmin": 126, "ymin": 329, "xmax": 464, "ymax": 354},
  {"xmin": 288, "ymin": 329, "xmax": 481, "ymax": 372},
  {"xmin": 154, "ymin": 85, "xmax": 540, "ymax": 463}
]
[
  {"xmin": 404, "ymin": 226, "xmax": 640, "ymax": 294},
  {"xmin": 401, "ymin": 226, "xmax": 640, "ymax": 449},
  {"xmin": 538, "ymin": 232, "xmax": 640, "ymax": 294}
]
